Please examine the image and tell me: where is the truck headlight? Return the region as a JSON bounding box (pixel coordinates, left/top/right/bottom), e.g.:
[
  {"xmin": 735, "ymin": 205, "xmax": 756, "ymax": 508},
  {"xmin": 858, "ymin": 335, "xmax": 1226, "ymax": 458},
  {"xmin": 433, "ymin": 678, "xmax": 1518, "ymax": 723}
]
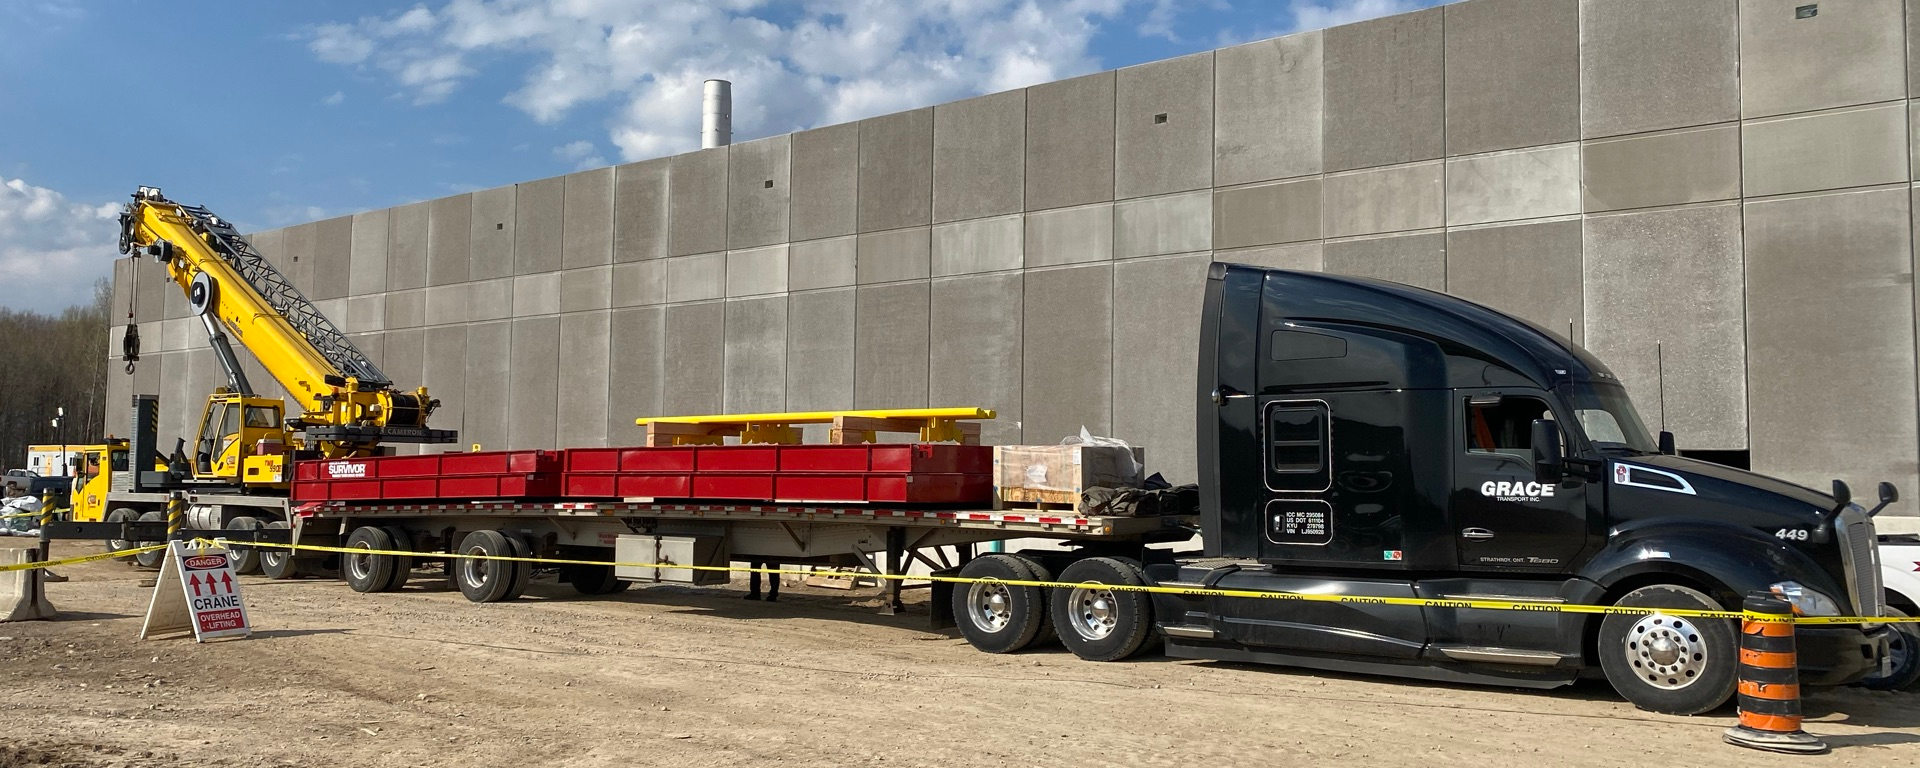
[{"xmin": 1769, "ymin": 581, "xmax": 1843, "ymax": 617}]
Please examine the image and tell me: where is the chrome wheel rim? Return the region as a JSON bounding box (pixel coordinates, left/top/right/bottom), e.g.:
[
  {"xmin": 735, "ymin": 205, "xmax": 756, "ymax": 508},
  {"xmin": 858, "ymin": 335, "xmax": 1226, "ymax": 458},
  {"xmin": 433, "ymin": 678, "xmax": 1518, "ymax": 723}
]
[
  {"xmin": 1626, "ymin": 613, "xmax": 1706, "ymax": 690},
  {"xmin": 967, "ymin": 581, "xmax": 1014, "ymax": 632},
  {"xmin": 461, "ymin": 546, "xmax": 491, "ymax": 588},
  {"xmin": 345, "ymin": 544, "xmax": 375, "ymax": 582},
  {"xmin": 1888, "ymin": 624, "xmax": 1914, "ymax": 673},
  {"xmin": 1068, "ymin": 585, "xmax": 1119, "ymax": 641}
]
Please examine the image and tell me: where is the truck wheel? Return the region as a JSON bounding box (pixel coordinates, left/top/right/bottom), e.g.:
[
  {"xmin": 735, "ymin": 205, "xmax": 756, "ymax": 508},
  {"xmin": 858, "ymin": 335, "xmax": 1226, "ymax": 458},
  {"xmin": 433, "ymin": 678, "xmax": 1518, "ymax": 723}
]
[
  {"xmin": 454, "ymin": 530, "xmax": 515, "ymax": 603},
  {"xmin": 342, "ymin": 526, "xmax": 401, "ymax": 593},
  {"xmin": 378, "ymin": 526, "xmax": 415, "ymax": 592},
  {"xmin": 224, "ymin": 517, "xmax": 265, "ymax": 575},
  {"xmin": 1051, "ymin": 557, "xmax": 1155, "ymax": 662},
  {"xmin": 1597, "ymin": 584, "xmax": 1738, "ymax": 715},
  {"xmin": 132, "ymin": 511, "xmax": 168, "ymax": 569},
  {"xmin": 258, "ymin": 521, "xmax": 302, "ymax": 580},
  {"xmin": 1011, "ymin": 554, "xmax": 1059, "ymax": 647},
  {"xmin": 104, "ymin": 508, "xmax": 139, "ymax": 556},
  {"xmin": 499, "ymin": 531, "xmax": 536, "ymax": 600},
  {"xmin": 952, "ymin": 554, "xmax": 1049, "ymax": 653},
  {"xmin": 566, "ymin": 563, "xmax": 630, "ymax": 595},
  {"xmin": 1860, "ymin": 606, "xmax": 1920, "ymax": 691}
]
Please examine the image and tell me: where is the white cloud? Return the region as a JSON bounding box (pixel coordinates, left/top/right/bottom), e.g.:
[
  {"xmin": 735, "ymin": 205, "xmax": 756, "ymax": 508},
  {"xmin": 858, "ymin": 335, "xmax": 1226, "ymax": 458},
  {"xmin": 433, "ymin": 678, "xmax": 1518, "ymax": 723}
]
[
  {"xmin": 1289, "ymin": 0, "xmax": 1429, "ymax": 31},
  {"xmin": 306, "ymin": 0, "xmax": 1134, "ymax": 162},
  {"xmin": 0, "ymin": 176, "xmax": 119, "ymax": 314},
  {"xmin": 323, "ymin": 90, "xmax": 346, "ymax": 106},
  {"xmin": 552, "ymin": 139, "xmax": 606, "ymax": 170}
]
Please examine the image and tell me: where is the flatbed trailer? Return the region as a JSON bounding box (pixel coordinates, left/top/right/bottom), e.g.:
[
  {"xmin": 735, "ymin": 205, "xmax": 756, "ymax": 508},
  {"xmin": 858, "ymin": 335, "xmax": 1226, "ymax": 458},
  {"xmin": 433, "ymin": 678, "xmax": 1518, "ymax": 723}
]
[{"xmin": 284, "ymin": 498, "xmax": 1195, "ymax": 614}]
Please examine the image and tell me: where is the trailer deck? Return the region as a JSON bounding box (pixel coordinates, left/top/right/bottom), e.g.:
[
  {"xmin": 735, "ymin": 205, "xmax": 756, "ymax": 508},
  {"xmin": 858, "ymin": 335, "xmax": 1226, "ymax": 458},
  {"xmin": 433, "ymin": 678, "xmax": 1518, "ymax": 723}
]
[{"xmin": 294, "ymin": 499, "xmax": 1188, "ymax": 538}]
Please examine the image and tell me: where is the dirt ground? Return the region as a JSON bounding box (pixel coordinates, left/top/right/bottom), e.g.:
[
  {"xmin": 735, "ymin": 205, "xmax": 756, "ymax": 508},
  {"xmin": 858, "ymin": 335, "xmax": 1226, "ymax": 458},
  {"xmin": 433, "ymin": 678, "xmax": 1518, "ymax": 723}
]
[{"xmin": 2, "ymin": 539, "xmax": 1916, "ymax": 768}]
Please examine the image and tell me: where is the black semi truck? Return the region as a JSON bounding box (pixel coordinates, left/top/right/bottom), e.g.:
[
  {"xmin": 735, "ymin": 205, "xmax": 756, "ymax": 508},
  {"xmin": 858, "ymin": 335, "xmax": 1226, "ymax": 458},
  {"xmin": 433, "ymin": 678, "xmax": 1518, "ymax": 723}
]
[
  {"xmin": 173, "ymin": 262, "xmax": 1889, "ymax": 717},
  {"xmin": 948, "ymin": 264, "xmax": 1891, "ymax": 715}
]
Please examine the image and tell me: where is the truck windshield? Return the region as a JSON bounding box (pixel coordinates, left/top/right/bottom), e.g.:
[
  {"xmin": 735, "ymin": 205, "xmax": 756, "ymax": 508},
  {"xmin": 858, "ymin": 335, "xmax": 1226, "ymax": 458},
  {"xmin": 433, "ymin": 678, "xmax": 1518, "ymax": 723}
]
[{"xmin": 1561, "ymin": 381, "xmax": 1656, "ymax": 454}]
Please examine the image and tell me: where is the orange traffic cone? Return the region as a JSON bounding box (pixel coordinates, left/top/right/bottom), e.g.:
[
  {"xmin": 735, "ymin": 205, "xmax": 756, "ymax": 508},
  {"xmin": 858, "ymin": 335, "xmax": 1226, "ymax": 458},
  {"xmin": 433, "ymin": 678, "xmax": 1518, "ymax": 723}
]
[{"xmin": 1723, "ymin": 592, "xmax": 1826, "ymax": 754}]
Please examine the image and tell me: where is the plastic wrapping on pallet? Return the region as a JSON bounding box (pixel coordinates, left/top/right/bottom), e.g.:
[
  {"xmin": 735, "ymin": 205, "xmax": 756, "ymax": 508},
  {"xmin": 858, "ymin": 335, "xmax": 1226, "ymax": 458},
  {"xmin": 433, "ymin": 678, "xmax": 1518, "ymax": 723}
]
[{"xmin": 992, "ymin": 443, "xmax": 1145, "ymax": 497}]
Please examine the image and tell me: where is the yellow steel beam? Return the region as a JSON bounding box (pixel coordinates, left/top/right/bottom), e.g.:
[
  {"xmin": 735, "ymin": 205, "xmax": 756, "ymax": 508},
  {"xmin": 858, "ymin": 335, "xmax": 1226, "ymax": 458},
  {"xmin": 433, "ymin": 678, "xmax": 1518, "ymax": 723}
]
[
  {"xmin": 635, "ymin": 407, "xmax": 997, "ymax": 445},
  {"xmin": 636, "ymin": 407, "xmax": 995, "ymax": 426}
]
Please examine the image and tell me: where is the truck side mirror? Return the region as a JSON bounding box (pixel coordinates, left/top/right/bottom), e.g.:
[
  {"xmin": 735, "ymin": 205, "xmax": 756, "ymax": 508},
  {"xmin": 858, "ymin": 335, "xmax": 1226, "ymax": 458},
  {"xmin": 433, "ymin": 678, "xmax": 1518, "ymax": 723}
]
[
  {"xmin": 1531, "ymin": 419, "xmax": 1563, "ymax": 484},
  {"xmin": 1867, "ymin": 482, "xmax": 1900, "ymax": 517},
  {"xmin": 1830, "ymin": 479, "xmax": 1851, "ymax": 509},
  {"xmin": 1658, "ymin": 431, "xmax": 1676, "ymax": 456}
]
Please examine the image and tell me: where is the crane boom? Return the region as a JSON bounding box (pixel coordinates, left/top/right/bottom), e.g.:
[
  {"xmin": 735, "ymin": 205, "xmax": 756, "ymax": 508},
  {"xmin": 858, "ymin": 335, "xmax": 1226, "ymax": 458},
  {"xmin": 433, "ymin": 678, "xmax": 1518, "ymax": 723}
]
[{"xmin": 119, "ymin": 186, "xmax": 454, "ymax": 456}]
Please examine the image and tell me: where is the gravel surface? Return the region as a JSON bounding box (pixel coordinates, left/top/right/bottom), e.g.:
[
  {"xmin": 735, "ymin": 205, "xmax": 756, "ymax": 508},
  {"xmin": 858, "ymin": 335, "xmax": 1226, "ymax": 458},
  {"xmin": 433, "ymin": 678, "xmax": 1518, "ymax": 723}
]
[{"xmin": 3, "ymin": 539, "xmax": 1916, "ymax": 767}]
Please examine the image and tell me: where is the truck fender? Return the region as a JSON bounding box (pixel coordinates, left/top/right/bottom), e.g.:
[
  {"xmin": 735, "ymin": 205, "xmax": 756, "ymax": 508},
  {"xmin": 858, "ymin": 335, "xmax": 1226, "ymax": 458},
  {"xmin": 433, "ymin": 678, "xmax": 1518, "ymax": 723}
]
[{"xmin": 1579, "ymin": 519, "xmax": 1846, "ymax": 608}]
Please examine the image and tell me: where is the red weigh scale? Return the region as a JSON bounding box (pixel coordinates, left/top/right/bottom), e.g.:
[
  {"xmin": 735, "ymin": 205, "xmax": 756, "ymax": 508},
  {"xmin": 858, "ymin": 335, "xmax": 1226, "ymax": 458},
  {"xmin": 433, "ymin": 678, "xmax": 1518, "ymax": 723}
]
[{"xmin": 292, "ymin": 444, "xmax": 992, "ymax": 505}]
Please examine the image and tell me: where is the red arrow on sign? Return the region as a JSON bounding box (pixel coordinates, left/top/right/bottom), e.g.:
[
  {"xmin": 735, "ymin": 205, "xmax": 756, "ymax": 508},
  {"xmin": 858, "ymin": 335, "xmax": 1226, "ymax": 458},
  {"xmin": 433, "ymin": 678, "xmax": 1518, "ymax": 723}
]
[
  {"xmin": 187, "ymin": 573, "xmax": 202, "ymax": 597},
  {"xmin": 220, "ymin": 572, "xmax": 233, "ymax": 594}
]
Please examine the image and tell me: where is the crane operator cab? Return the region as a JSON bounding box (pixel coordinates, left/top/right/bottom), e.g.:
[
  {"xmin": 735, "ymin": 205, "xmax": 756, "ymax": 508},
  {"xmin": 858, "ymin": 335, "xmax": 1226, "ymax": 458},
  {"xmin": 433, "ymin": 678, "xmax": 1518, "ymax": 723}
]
[{"xmin": 194, "ymin": 389, "xmax": 291, "ymax": 488}]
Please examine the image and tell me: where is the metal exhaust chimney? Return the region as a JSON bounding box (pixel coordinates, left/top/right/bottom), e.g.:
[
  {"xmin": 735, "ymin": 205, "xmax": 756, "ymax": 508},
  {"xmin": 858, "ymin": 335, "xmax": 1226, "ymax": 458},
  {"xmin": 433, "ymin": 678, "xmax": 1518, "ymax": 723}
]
[{"xmin": 702, "ymin": 79, "xmax": 732, "ymax": 149}]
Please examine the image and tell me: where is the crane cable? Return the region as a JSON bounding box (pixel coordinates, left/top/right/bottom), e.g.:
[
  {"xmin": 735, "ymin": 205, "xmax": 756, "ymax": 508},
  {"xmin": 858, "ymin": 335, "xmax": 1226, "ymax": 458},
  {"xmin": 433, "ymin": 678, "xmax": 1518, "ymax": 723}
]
[{"xmin": 121, "ymin": 256, "xmax": 141, "ymax": 375}]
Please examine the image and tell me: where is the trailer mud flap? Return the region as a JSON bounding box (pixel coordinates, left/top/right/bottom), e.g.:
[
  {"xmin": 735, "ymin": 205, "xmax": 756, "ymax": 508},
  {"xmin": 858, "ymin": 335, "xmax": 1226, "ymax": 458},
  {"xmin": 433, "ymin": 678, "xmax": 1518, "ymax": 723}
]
[{"xmin": 929, "ymin": 568, "xmax": 957, "ymax": 630}]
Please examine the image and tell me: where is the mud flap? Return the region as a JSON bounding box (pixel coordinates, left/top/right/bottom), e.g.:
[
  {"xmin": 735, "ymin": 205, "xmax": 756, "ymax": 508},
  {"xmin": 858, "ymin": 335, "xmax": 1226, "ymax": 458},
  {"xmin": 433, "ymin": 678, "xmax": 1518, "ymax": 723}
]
[{"xmin": 929, "ymin": 568, "xmax": 957, "ymax": 630}]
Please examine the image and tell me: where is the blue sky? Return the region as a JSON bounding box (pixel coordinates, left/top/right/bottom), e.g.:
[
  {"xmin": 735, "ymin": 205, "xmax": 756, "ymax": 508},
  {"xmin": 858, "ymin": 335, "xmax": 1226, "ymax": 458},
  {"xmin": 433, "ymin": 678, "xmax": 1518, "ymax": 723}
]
[{"xmin": 0, "ymin": 0, "xmax": 1440, "ymax": 313}]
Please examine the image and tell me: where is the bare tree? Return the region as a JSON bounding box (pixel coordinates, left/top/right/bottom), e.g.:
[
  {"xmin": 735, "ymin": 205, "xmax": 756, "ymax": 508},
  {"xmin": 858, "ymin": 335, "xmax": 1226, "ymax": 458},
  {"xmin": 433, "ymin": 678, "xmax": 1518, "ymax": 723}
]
[{"xmin": 0, "ymin": 279, "xmax": 110, "ymax": 469}]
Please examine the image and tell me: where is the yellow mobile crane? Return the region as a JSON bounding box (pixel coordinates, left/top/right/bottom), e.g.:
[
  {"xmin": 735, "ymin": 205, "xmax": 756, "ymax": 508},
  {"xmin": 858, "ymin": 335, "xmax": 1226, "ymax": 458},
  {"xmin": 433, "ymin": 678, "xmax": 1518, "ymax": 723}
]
[{"xmin": 67, "ymin": 186, "xmax": 454, "ymax": 574}]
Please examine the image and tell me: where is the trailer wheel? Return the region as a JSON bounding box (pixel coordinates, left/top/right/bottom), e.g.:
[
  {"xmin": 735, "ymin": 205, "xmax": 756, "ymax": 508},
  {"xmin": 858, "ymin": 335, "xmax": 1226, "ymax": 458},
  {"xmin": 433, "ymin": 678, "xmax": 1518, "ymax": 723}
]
[
  {"xmin": 104, "ymin": 507, "xmax": 140, "ymax": 556},
  {"xmin": 1597, "ymin": 584, "xmax": 1738, "ymax": 715},
  {"xmin": 1010, "ymin": 555, "xmax": 1059, "ymax": 647},
  {"xmin": 952, "ymin": 554, "xmax": 1049, "ymax": 653},
  {"xmin": 454, "ymin": 530, "xmax": 515, "ymax": 603},
  {"xmin": 343, "ymin": 526, "xmax": 402, "ymax": 593},
  {"xmin": 259, "ymin": 521, "xmax": 302, "ymax": 580},
  {"xmin": 377, "ymin": 526, "xmax": 415, "ymax": 592},
  {"xmin": 224, "ymin": 516, "xmax": 265, "ymax": 575},
  {"xmin": 1860, "ymin": 606, "xmax": 1920, "ymax": 691},
  {"xmin": 1051, "ymin": 557, "xmax": 1155, "ymax": 662},
  {"xmin": 565, "ymin": 563, "xmax": 630, "ymax": 595},
  {"xmin": 499, "ymin": 531, "xmax": 536, "ymax": 600},
  {"xmin": 132, "ymin": 511, "xmax": 168, "ymax": 569}
]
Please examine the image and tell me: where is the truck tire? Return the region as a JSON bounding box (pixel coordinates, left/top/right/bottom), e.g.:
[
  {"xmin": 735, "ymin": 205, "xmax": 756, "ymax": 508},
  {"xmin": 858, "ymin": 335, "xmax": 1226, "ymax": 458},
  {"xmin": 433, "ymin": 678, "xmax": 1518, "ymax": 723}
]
[
  {"xmin": 104, "ymin": 507, "xmax": 140, "ymax": 556},
  {"xmin": 1597, "ymin": 584, "xmax": 1738, "ymax": 715},
  {"xmin": 454, "ymin": 530, "xmax": 515, "ymax": 603},
  {"xmin": 565, "ymin": 562, "xmax": 630, "ymax": 595},
  {"xmin": 342, "ymin": 526, "xmax": 401, "ymax": 593},
  {"xmin": 258, "ymin": 521, "xmax": 302, "ymax": 580},
  {"xmin": 132, "ymin": 511, "xmax": 168, "ymax": 569},
  {"xmin": 499, "ymin": 531, "xmax": 535, "ymax": 600},
  {"xmin": 1860, "ymin": 606, "xmax": 1920, "ymax": 691},
  {"xmin": 952, "ymin": 554, "xmax": 1049, "ymax": 653},
  {"xmin": 1011, "ymin": 554, "xmax": 1059, "ymax": 647},
  {"xmin": 378, "ymin": 526, "xmax": 415, "ymax": 592},
  {"xmin": 225, "ymin": 516, "xmax": 265, "ymax": 575},
  {"xmin": 1051, "ymin": 557, "xmax": 1155, "ymax": 662}
]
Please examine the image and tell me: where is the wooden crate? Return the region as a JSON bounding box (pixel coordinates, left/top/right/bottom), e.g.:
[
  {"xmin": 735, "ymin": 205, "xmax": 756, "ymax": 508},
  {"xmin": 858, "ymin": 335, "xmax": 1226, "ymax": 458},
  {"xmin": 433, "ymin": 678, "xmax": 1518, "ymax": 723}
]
[{"xmin": 991, "ymin": 444, "xmax": 1144, "ymax": 511}]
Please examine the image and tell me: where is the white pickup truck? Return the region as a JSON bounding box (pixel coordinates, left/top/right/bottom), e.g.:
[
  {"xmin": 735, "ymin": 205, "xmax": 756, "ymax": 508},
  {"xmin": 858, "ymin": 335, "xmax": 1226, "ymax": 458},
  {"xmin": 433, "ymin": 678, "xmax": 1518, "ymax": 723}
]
[{"xmin": 1872, "ymin": 516, "xmax": 1920, "ymax": 690}]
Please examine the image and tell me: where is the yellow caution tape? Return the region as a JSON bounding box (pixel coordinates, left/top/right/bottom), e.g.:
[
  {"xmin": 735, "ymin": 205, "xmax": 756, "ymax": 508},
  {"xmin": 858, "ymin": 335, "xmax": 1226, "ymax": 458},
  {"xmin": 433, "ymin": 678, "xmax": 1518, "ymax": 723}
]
[
  {"xmin": 195, "ymin": 539, "xmax": 1920, "ymax": 626},
  {"xmin": 0, "ymin": 543, "xmax": 168, "ymax": 572}
]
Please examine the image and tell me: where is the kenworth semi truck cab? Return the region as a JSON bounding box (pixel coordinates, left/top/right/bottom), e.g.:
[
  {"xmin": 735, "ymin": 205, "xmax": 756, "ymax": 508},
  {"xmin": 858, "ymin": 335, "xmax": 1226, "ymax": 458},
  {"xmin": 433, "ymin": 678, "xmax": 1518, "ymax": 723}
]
[{"xmin": 1136, "ymin": 263, "xmax": 1891, "ymax": 714}]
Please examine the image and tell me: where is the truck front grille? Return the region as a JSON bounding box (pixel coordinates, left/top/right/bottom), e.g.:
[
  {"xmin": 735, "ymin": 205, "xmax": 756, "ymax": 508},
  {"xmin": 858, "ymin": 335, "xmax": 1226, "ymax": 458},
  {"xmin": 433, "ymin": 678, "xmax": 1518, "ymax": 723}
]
[{"xmin": 1837, "ymin": 506, "xmax": 1884, "ymax": 619}]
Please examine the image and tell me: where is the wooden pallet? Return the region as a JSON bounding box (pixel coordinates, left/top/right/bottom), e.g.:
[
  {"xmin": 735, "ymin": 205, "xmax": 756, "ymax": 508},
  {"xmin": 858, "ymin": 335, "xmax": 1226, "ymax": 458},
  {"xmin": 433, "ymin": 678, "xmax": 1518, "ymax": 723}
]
[{"xmin": 992, "ymin": 486, "xmax": 1080, "ymax": 512}]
